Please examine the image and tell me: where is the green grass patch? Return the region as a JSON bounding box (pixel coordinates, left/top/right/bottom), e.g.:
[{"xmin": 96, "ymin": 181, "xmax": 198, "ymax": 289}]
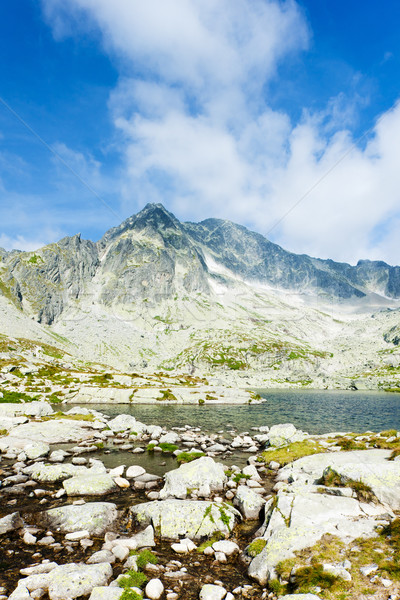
[
  {"xmin": 0, "ymin": 390, "xmax": 39, "ymax": 403},
  {"xmin": 158, "ymin": 389, "xmax": 177, "ymax": 401},
  {"xmin": 135, "ymin": 549, "xmax": 158, "ymax": 569},
  {"xmin": 0, "ymin": 429, "xmax": 8, "ymax": 436},
  {"xmin": 118, "ymin": 569, "xmax": 147, "ymax": 590},
  {"xmin": 196, "ymin": 532, "xmax": 224, "ymax": 553},
  {"xmin": 247, "ymin": 538, "xmax": 267, "ymax": 557},
  {"xmin": 119, "ymin": 590, "xmax": 143, "ymax": 600},
  {"xmin": 320, "ymin": 467, "xmax": 376, "ymax": 503},
  {"xmin": 158, "ymin": 442, "xmax": 178, "ymax": 453},
  {"xmin": 260, "ymin": 439, "xmax": 326, "ymax": 467},
  {"xmin": 176, "ymin": 451, "xmax": 205, "ymax": 464},
  {"xmin": 291, "ymin": 563, "xmax": 339, "ymax": 593}
]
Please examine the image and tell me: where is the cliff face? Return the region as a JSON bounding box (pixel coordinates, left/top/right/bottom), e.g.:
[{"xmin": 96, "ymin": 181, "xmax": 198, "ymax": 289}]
[{"xmin": 1, "ymin": 203, "xmax": 400, "ymax": 326}]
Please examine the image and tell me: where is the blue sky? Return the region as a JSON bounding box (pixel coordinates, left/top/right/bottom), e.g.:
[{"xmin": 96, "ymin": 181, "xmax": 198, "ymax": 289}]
[{"xmin": 1, "ymin": 0, "xmax": 400, "ymax": 264}]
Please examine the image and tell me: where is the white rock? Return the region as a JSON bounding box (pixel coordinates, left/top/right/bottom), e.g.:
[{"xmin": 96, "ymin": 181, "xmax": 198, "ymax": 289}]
[
  {"xmin": 126, "ymin": 465, "xmax": 146, "ymax": 479},
  {"xmin": 360, "ymin": 564, "xmax": 378, "ymax": 576},
  {"xmin": 23, "ymin": 532, "xmax": 37, "ymax": 545},
  {"xmin": 89, "ymin": 587, "xmax": 123, "ymax": 600},
  {"xmin": 41, "ymin": 502, "xmax": 118, "ymax": 536},
  {"xmin": 65, "ymin": 530, "xmax": 90, "ymax": 541},
  {"xmin": 199, "ymin": 584, "xmax": 227, "ymax": 600},
  {"xmin": 212, "ymin": 540, "xmax": 239, "ymax": 556},
  {"xmin": 109, "ymin": 466, "xmax": 125, "ymax": 477},
  {"xmin": 214, "ymin": 551, "xmax": 227, "ymax": 562},
  {"xmin": 111, "ymin": 544, "xmax": 130, "ymax": 561},
  {"xmin": 47, "ymin": 563, "xmax": 112, "ymax": 600},
  {"xmin": 0, "ymin": 512, "xmax": 22, "ymax": 534},
  {"xmin": 233, "ymin": 486, "xmax": 265, "ymax": 520},
  {"xmin": 114, "ymin": 476, "xmax": 130, "ymax": 489},
  {"xmin": 145, "ymin": 578, "xmax": 164, "ymax": 600}
]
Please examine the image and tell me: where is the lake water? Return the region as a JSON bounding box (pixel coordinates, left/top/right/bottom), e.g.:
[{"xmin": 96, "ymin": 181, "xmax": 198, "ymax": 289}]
[{"xmin": 77, "ymin": 389, "xmax": 400, "ymax": 435}]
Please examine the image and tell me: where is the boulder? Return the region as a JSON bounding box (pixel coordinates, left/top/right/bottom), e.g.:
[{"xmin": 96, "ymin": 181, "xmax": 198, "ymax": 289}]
[
  {"xmin": 5, "ymin": 419, "xmax": 95, "ymax": 444},
  {"xmin": 248, "ymin": 489, "xmax": 391, "ymax": 585},
  {"xmin": 233, "ymin": 487, "xmax": 265, "ymax": 520},
  {"xmin": 160, "ymin": 456, "xmax": 227, "ymax": 499},
  {"xmin": 105, "ymin": 525, "xmax": 155, "ymax": 551},
  {"xmin": 267, "ymin": 423, "xmax": 307, "ymax": 447},
  {"xmin": 130, "ymin": 500, "xmax": 240, "ymax": 540},
  {"xmin": 126, "ymin": 465, "xmax": 146, "ymax": 479},
  {"xmin": 24, "ymin": 462, "xmax": 89, "ymax": 483},
  {"xmin": 63, "ymin": 473, "xmax": 117, "ymax": 496},
  {"xmin": 23, "ymin": 441, "xmax": 50, "ymax": 460},
  {"xmin": 145, "ymin": 578, "xmax": 164, "ymax": 600},
  {"xmin": 107, "ymin": 414, "xmax": 138, "ymax": 432},
  {"xmin": 0, "ymin": 511, "xmax": 23, "ymax": 535},
  {"xmin": 41, "ymin": 502, "xmax": 118, "ymax": 535},
  {"xmin": 199, "ymin": 584, "xmax": 227, "ymax": 600},
  {"xmin": 47, "ymin": 563, "xmax": 113, "ymax": 600},
  {"xmin": 277, "ymin": 449, "xmax": 400, "ymax": 510}
]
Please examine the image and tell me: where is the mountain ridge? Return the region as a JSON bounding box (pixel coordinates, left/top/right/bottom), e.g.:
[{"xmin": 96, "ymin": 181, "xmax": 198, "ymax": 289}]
[{"xmin": 0, "ymin": 202, "xmax": 400, "ymax": 390}]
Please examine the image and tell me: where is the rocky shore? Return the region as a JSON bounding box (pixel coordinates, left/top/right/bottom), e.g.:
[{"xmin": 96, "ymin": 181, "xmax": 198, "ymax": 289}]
[{"xmin": 1, "ymin": 401, "xmax": 400, "ymax": 600}]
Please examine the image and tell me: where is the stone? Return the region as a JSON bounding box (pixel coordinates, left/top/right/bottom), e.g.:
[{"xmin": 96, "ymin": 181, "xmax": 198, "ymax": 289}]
[
  {"xmin": 107, "ymin": 414, "xmax": 139, "ymax": 432},
  {"xmin": 8, "ymin": 586, "xmax": 32, "ymax": 600},
  {"xmin": 279, "ymin": 594, "xmax": 320, "ymax": 600},
  {"xmin": 212, "ymin": 540, "xmax": 239, "ymax": 555},
  {"xmin": 47, "ymin": 563, "xmax": 113, "ymax": 600},
  {"xmin": 323, "ymin": 564, "xmax": 351, "ymax": 581},
  {"xmin": 112, "ymin": 544, "xmax": 130, "ymax": 561},
  {"xmin": 24, "ymin": 442, "xmax": 50, "ymax": 460},
  {"xmin": 171, "ymin": 538, "xmax": 197, "ymax": 553},
  {"xmin": 23, "ymin": 532, "xmax": 37, "ymax": 544},
  {"xmin": 248, "ymin": 489, "xmax": 390, "ymax": 585},
  {"xmin": 41, "ymin": 502, "xmax": 118, "ymax": 535},
  {"xmin": 233, "ymin": 486, "xmax": 265, "ymax": 520},
  {"xmin": 105, "ymin": 525, "xmax": 155, "ymax": 551},
  {"xmin": 199, "ymin": 584, "xmax": 227, "ymax": 600},
  {"xmin": 277, "ymin": 449, "xmax": 400, "ymax": 510},
  {"xmin": 242, "ymin": 465, "xmax": 261, "ymax": 481},
  {"xmin": 114, "ymin": 476, "xmax": 130, "ymax": 489},
  {"xmin": 159, "ymin": 456, "xmax": 227, "ymax": 499},
  {"xmin": 0, "ymin": 511, "xmax": 22, "ymax": 535},
  {"xmin": 63, "ymin": 473, "xmax": 117, "ymax": 496},
  {"xmin": 20, "ymin": 563, "xmax": 58, "ymax": 576},
  {"xmin": 89, "ymin": 588, "xmax": 123, "ymax": 600},
  {"xmin": 24, "ymin": 462, "xmax": 88, "ymax": 483},
  {"xmin": 268, "ymin": 423, "xmax": 298, "ymax": 447},
  {"xmin": 360, "ymin": 564, "xmax": 378, "ymax": 576},
  {"xmin": 65, "ymin": 530, "xmax": 90, "ymax": 541},
  {"xmin": 87, "ymin": 550, "xmax": 116, "ymax": 565},
  {"xmin": 130, "ymin": 500, "xmax": 240, "ymax": 540},
  {"xmin": 145, "ymin": 578, "xmax": 164, "ymax": 600},
  {"xmin": 126, "ymin": 465, "xmax": 146, "ymax": 479}
]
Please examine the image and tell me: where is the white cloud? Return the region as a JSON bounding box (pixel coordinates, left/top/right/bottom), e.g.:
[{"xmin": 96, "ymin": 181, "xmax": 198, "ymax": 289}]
[
  {"xmin": 0, "ymin": 233, "xmax": 50, "ymax": 252},
  {"xmin": 41, "ymin": 0, "xmax": 400, "ymax": 266}
]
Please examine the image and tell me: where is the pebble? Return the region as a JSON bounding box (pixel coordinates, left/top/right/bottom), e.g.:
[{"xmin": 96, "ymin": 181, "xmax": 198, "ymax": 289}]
[
  {"xmin": 145, "ymin": 578, "xmax": 164, "ymax": 600},
  {"xmin": 23, "ymin": 532, "xmax": 37, "ymax": 545}
]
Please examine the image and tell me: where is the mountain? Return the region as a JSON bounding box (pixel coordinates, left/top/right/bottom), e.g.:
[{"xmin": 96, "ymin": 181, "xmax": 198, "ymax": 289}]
[{"xmin": 1, "ymin": 203, "xmax": 400, "ymax": 390}]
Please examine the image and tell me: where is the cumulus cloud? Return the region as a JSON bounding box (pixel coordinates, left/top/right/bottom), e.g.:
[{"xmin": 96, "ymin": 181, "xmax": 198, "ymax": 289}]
[{"xmin": 42, "ymin": 0, "xmax": 400, "ymax": 265}]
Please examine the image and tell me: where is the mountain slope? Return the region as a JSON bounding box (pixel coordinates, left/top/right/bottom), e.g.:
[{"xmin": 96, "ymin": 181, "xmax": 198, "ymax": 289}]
[{"xmin": 0, "ymin": 203, "xmax": 400, "ymax": 390}]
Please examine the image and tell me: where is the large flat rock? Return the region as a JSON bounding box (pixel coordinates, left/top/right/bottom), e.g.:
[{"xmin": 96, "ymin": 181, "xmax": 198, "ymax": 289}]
[
  {"xmin": 277, "ymin": 449, "xmax": 400, "ymax": 510},
  {"xmin": 249, "ymin": 486, "xmax": 391, "ymax": 585},
  {"xmin": 160, "ymin": 456, "xmax": 227, "ymax": 499},
  {"xmin": 130, "ymin": 499, "xmax": 240, "ymax": 540},
  {"xmin": 3, "ymin": 419, "xmax": 96, "ymax": 445},
  {"xmin": 40, "ymin": 502, "xmax": 118, "ymax": 535}
]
